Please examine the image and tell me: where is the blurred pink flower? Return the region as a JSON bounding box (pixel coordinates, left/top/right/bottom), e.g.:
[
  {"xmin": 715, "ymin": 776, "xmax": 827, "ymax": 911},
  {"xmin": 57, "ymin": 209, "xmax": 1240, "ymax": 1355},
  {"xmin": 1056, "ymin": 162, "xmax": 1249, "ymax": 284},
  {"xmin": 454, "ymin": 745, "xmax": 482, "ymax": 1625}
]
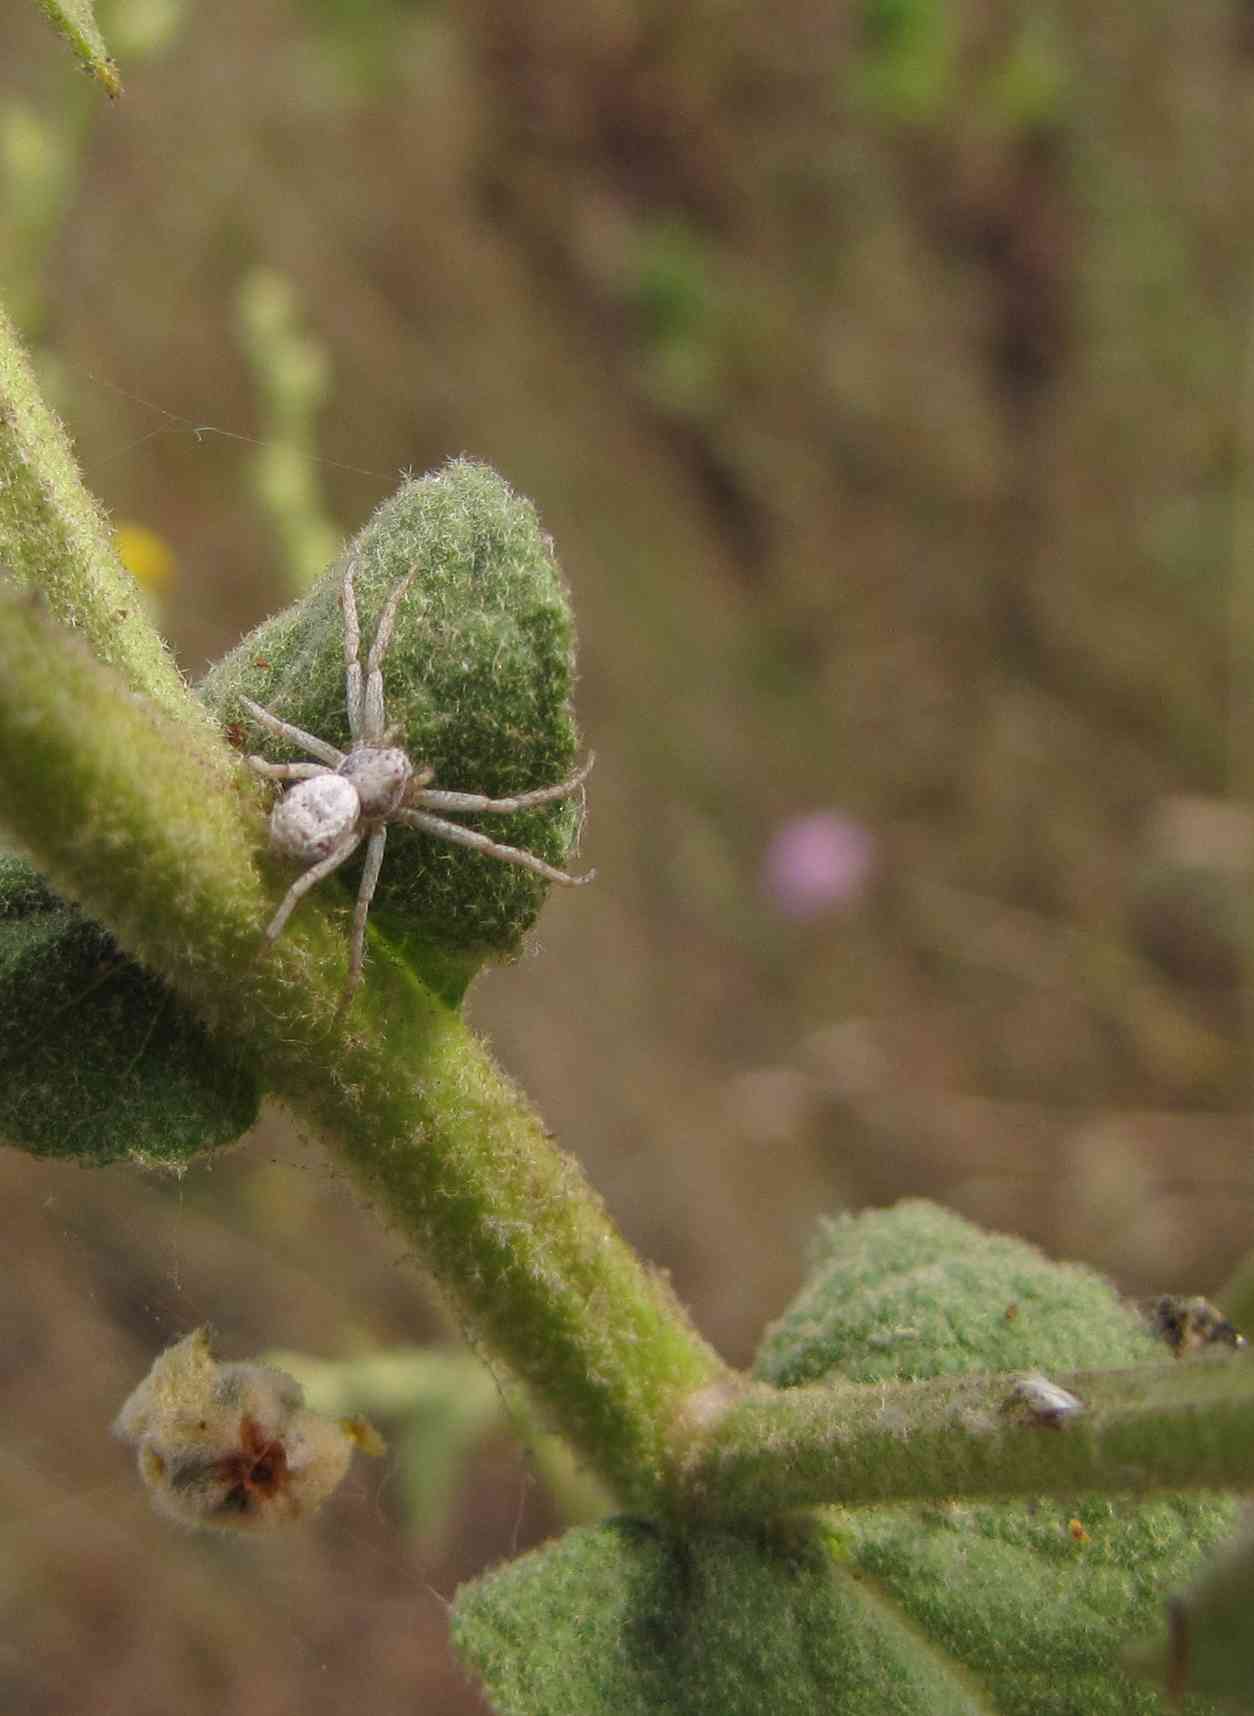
[{"xmin": 762, "ymin": 811, "xmax": 876, "ymax": 919}]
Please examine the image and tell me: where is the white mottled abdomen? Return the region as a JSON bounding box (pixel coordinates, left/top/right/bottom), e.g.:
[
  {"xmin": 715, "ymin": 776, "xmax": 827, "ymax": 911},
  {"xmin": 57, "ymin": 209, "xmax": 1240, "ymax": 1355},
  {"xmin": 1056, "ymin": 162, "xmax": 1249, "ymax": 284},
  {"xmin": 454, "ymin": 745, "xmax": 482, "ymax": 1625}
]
[{"xmin": 271, "ymin": 774, "xmax": 360, "ymax": 863}]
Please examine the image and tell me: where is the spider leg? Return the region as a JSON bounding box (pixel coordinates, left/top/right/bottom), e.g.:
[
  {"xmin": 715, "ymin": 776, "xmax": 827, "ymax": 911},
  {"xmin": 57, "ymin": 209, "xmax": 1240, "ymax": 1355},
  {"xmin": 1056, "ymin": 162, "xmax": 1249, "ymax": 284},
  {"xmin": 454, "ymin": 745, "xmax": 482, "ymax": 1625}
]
[
  {"xmin": 263, "ymin": 830, "xmax": 363, "ymax": 944},
  {"xmin": 346, "ymin": 825, "xmax": 388, "ymax": 1000},
  {"xmin": 247, "ymin": 759, "xmax": 332, "ymax": 783},
  {"xmin": 241, "ymin": 697, "xmax": 346, "ymax": 768},
  {"xmin": 362, "ymin": 571, "xmax": 415, "ymax": 744},
  {"xmin": 395, "ymin": 808, "xmax": 594, "ymax": 886},
  {"xmin": 414, "ymin": 754, "xmax": 595, "ymax": 815},
  {"xmin": 341, "ymin": 557, "xmax": 364, "ymax": 744}
]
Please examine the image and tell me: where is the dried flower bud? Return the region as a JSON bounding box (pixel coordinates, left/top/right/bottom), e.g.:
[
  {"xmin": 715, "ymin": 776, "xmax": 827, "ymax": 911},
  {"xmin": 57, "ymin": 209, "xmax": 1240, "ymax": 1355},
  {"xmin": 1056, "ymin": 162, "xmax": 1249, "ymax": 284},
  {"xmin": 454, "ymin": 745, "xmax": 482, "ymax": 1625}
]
[{"xmin": 114, "ymin": 1328, "xmax": 381, "ymax": 1531}]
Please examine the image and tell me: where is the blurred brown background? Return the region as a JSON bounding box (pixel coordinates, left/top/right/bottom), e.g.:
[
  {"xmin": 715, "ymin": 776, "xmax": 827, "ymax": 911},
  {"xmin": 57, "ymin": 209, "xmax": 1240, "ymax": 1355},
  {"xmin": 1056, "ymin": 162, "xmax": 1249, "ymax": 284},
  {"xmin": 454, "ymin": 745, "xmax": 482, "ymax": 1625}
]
[{"xmin": 4, "ymin": 2, "xmax": 1254, "ymax": 1711}]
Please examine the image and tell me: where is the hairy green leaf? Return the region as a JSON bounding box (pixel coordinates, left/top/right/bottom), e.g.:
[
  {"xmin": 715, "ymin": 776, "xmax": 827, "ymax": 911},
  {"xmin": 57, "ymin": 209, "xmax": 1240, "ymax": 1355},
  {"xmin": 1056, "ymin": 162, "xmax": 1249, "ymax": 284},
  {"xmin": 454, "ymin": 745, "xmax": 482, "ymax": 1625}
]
[
  {"xmin": 0, "ymin": 855, "xmax": 258, "ymax": 1164},
  {"xmin": 199, "ymin": 459, "xmax": 586, "ymax": 997},
  {"xmin": 750, "ymin": 1202, "xmax": 1236, "ymax": 1715},
  {"xmin": 0, "ymin": 460, "xmax": 585, "ymax": 1158},
  {"xmin": 453, "ymin": 1204, "xmax": 1243, "ymax": 1714},
  {"xmin": 454, "ymin": 1517, "xmax": 995, "ymax": 1716},
  {"xmin": 841, "ymin": 1495, "xmax": 1231, "ymax": 1716},
  {"xmin": 753, "ymin": 1200, "xmax": 1160, "ymax": 1388}
]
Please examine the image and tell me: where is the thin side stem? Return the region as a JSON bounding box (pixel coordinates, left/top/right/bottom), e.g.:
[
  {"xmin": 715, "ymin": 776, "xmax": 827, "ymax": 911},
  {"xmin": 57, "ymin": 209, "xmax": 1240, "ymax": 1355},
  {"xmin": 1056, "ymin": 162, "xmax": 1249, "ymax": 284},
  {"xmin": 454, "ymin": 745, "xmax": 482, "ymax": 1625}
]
[{"xmin": 678, "ymin": 1353, "xmax": 1254, "ymax": 1518}]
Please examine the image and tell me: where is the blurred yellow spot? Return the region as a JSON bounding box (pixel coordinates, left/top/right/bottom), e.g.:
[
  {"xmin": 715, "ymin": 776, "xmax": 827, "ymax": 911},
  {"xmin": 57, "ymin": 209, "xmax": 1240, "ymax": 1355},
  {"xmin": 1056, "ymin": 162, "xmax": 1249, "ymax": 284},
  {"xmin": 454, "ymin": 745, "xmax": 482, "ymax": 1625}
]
[
  {"xmin": 341, "ymin": 1414, "xmax": 387, "ymax": 1457},
  {"xmin": 116, "ymin": 522, "xmax": 176, "ymax": 591}
]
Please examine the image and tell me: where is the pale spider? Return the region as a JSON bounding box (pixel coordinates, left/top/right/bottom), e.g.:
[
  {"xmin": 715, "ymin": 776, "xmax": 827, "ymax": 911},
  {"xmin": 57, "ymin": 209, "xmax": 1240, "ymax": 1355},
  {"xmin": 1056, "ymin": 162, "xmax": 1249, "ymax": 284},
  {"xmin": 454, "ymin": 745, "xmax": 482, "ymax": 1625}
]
[{"xmin": 241, "ymin": 558, "xmax": 593, "ymax": 999}]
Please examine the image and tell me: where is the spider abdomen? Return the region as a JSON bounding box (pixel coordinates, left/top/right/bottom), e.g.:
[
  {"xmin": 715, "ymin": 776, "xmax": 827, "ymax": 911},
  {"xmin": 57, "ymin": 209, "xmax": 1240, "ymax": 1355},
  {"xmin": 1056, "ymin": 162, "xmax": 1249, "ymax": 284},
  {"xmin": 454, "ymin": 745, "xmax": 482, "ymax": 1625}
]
[
  {"xmin": 339, "ymin": 746, "xmax": 413, "ymax": 820},
  {"xmin": 271, "ymin": 774, "xmax": 360, "ymax": 862}
]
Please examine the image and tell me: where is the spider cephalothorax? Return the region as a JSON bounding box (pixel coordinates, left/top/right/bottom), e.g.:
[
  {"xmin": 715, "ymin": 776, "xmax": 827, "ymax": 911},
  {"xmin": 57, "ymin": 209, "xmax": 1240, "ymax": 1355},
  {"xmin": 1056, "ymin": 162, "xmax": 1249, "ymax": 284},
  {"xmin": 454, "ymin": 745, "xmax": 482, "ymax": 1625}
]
[{"xmin": 242, "ymin": 558, "xmax": 592, "ymax": 1001}]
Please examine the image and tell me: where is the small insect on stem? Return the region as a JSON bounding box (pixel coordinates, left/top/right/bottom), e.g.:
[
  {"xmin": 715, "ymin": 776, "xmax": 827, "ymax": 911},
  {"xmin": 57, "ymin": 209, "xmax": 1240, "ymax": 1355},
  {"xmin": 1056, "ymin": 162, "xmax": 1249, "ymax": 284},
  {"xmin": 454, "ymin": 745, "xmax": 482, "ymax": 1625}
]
[{"xmin": 241, "ymin": 557, "xmax": 594, "ymax": 1004}]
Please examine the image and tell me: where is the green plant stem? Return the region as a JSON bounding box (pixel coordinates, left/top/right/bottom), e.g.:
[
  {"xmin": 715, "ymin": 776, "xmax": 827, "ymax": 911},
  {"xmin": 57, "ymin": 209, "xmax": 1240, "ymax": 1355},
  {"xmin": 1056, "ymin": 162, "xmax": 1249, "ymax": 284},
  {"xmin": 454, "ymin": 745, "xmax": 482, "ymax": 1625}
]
[
  {"xmin": 679, "ymin": 1353, "xmax": 1254, "ymax": 1517},
  {"xmin": 5, "ymin": 598, "xmax": 1254, "ymax": 1519},
  {"xmin": 0, "ymin": 591, "xmax": 728, "ymax": 1510}
]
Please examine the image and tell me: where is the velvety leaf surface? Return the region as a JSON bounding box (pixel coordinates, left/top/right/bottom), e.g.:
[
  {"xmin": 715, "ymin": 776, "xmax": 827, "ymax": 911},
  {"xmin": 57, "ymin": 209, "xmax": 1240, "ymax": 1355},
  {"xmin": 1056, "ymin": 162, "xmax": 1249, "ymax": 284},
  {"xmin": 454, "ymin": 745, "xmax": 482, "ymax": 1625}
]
[
  {"xmin": 456, "ymin": 1203, "xmax": 1236, "ymax": 1715},
  {"xmin": 0, "ymin": 855, "xmax": 258, "ymax": 1164},
  {"xmin": 753, "ymin": 1200, "xmax": 1162, "ymax": 1388},
  {"xmin": 840, "ymin": 1496, "xmax": 1229, "ymax": 1716},
  {"xmin": 760, "ymin": 1202, "xmax": 1236, "ymax": 1715},
  {"xmin": 199, "ymin": 459, "xmax": 586, "ymax": 993},
  {"xmin": 454, "ymin": 1517, "xmax": 996, "ymax": 1716}
]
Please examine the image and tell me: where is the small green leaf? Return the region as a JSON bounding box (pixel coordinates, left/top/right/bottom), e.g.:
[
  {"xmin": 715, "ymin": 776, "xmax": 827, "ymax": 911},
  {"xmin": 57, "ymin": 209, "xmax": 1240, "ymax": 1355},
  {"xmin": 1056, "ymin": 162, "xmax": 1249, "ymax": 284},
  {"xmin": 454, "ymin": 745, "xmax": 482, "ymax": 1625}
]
[
  {"xmin": 749, "ymin": 1202, "xmax": 1236, "ymax": 1715},
  {"xmin": 753, "ymin": 1199, "xmax": 1160, "ymax": 1388},
  {"xmin": 453, "ymin": 1517, "xmax": 995, "ymax": 1716},
  {"xmin": 199, "ymin": 460, "xmax": 586, "ymax": 996},
  {"xmin": 31, "ymin": 0, "xmax": 121, "ymax": 96},
  {"xmin": 0, "ymin": 855, "xmax": 258, "ymax": 1165}
]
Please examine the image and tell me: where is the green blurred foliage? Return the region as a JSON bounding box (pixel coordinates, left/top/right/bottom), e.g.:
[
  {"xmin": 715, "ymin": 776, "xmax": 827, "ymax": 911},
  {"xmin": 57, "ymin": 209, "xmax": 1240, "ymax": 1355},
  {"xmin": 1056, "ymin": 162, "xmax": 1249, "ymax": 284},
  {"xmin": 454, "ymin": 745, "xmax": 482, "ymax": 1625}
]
[
  {"xmin": 272, "ymin": 1346, "xmax": 609, "ymax": 1552},
  {"xmin": 235, "ymin": 267, "xmax": 340, "ymax": 593},
  {"xmin": 855, "ymin": 0, "xmax": 957, "ymax": 124},
  {"xmin": 0, "ymin": 101, "xmax": 76, "ymax": 334}
]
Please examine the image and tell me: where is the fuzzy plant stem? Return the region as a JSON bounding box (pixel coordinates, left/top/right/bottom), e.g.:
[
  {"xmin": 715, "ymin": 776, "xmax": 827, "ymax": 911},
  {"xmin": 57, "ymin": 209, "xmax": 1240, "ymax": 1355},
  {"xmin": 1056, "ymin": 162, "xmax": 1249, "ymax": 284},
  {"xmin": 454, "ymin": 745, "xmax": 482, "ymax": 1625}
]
[
  {"xmin": 679, "ymin": 1352, "xmax": 1254, "ymax": 1518},
  {"xmin": 6, "ymin": 599, "xmax": 1254, "ymax": 1520},
  {"xmin": 0, "ymin": 591, "xmax": 728, "ymax": 1511}
]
